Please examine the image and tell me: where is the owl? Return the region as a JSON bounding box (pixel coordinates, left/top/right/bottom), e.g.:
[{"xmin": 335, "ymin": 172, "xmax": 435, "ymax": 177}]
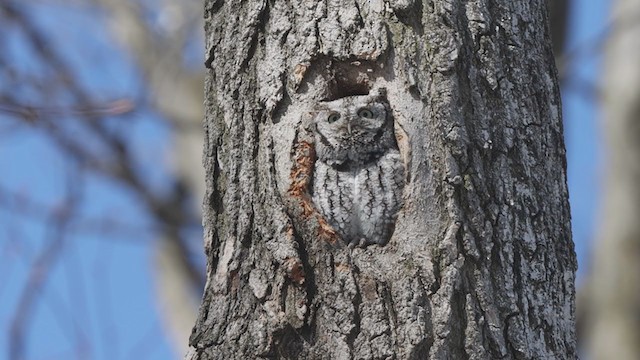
[{"xmin": 310, "ymin": 91, "xmax": 404, "ymax": 247}]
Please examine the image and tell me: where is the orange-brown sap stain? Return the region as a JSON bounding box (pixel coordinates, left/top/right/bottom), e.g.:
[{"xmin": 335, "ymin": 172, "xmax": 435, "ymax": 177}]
[{"xmin": 288, "ymin": 139, "xmax": 340, "ymax": 245}]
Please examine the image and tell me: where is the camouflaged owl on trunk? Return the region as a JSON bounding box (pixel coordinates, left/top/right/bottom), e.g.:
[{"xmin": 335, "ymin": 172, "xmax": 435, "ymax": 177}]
[{"xmin": 310, "ymin": 89, "xmax": 404, "ymax": 247}]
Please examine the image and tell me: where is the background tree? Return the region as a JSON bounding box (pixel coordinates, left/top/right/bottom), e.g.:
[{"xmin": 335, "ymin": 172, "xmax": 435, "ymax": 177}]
[
  {"xmin": 584, "ymin": 0, "xmax": 640, "ymax": 358},
  {"xmin": 187, "ymin": 0, "xmax": 576, "ymax": 358},
  {"xmin": 0, "ymin": 0, "xmax": 205, "ymax": 357}
]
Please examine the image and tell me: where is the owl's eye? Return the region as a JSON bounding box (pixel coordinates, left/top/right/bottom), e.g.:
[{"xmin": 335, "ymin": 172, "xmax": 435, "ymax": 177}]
[
  {"xmin": 327, "ymin": 113, "xmax": 341, "ymax": 123},
  {"xmin": 357, "ymin": 108, "xmax": 374, "ymax": 118}
]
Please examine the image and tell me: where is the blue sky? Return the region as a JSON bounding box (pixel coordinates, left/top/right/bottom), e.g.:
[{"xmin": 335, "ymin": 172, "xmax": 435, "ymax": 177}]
[
  {"xmin": 0, "ymin": 1, "xmax": 608, "ymax": 359},
  {"xmin": 563, "ymin": 0, "xmax": 609, "ymax": 283}
]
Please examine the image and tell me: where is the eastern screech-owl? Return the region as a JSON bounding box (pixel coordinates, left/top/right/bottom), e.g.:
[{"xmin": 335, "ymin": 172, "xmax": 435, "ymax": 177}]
[{"xmin": 311, "ymin": 91, "xmax": 404, "ymax": 247}]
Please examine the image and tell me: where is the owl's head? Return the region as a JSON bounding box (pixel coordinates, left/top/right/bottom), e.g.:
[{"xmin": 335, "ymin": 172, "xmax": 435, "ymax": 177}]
[{"xmin": 312, "ymin": 93, "xmax": 396, "ymax": 167}]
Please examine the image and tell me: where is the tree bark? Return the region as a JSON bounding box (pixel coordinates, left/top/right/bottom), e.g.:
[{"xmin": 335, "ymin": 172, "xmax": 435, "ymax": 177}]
[{"xmin": 188, "ymin": 0, "xmax": 576, "ymax": 359}]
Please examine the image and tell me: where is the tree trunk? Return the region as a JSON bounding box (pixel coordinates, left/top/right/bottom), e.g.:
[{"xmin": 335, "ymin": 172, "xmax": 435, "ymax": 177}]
[{"xmin": 187, "ymin": 0, "xmax": 577, "ymax": 359}]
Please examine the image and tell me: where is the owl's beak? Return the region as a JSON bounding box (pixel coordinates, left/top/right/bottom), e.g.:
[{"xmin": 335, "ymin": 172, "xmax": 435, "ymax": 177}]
[{"xmin": 347, "ymin": 122, "xmax": 352, "ymax": 134}]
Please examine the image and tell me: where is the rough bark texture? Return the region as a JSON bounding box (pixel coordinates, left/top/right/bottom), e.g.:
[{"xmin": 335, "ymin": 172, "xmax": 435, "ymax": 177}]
[
  {"xmin": 586, "ymin": 0, "xmax": 640, "ymax": 358},
  {"xmin": 188, "ymin": 0, "xmax": 576, "ymax": 359}
]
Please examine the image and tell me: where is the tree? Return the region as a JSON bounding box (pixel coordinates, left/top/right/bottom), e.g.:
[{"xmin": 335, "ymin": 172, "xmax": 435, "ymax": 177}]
[
  {"xmin": 584, "ymin": 0, "xmax": 640, "ymax": 358},
  {"xmin": 187, "ymin": 0, "xmax": 577, "ymax": 358},
  {"xmin": 0, "ymin": 1, "xmax": 205, "ymax": 357}
]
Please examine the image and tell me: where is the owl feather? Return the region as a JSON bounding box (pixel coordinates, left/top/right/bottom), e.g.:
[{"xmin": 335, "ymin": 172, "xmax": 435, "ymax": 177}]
[{"xmin": 310, "ymin": 91, "xmax": 404, "ymax": 247}]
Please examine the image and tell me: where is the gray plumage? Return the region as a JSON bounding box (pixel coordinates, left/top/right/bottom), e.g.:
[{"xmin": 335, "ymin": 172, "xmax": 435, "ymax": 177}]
[{"xmin": 310, "ymin": 92, "xmax": 404, "ymax": 247}]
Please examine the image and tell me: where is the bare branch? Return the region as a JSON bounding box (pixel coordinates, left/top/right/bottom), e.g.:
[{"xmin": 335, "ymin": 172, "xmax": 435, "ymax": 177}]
[{"xmin": 9, "ymin": 173, "xmax": 83, "ymax": 360}]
